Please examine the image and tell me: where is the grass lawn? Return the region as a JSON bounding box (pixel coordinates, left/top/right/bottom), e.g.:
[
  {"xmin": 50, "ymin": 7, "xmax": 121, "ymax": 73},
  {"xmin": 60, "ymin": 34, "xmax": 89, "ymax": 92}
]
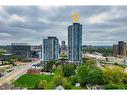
[{"xmin": 13, "ymin": 74, "xmax": 54, "ymax": 89}]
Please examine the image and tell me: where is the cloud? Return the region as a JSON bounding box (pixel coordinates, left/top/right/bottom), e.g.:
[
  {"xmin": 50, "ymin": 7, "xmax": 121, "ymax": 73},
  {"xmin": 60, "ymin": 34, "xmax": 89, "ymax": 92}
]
[
  {"xmin": 0, "ymin": 6, "xmax": 3, "ymax": 12},
  {"xmin": 39, "ymin": 6, "xmax": 60, "ymax": 12},
  {"xmin": 87, "ymin": 7, "xmax": 122, "ymax": 24},
  {"xmin": 0, "ymin": 6, "xmax": 127, "ymax": 46},
  {"xmin": 0, "ymin": 33, "xmax": 11, "ymax": 37},
  {"xmin": 88, "ymin": 12, "xmax": 110, "ymax": 24},
  {"xmin": 10, "ymin": 14, "xmax": 26, "ymax": 22}
]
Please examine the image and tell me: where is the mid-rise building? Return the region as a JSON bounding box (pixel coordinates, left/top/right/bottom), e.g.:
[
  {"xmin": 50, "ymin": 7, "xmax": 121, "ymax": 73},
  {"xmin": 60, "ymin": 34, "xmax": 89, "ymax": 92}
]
[
  {"xmin": 113, "ymin": 44, "xmax": 118, "ymax": 57},
  {"xmin": 43, "ymin": 37, "xmax": 59, "ymax": 61},
  {"xmin": 11, "ymin": 43, "xmax": 31, "ymax": 59},
  {"xmin": 31, "ymin": 45, "xmax": 42, "ymax": 52},
  {"xmin": 43, "ymin": 39, "xmax": 48, "ymax": 61},
  {"xmin": 60, "ymin": 41, "xmax": 67, "ymax": 54},
  {"xmin": 113, "ymin": 41, "xmax": 127, "ymax": 57},
  {"xmin": 31, "ymin": 45, "xmax": 42, "ymax": 59},
  {"xmin": 118, "ymin": 41, "xmax": 126, "ymax": 57},
  {"xmin": 68, "ymin": 23, "xmax": 82, "ymax": 63}
]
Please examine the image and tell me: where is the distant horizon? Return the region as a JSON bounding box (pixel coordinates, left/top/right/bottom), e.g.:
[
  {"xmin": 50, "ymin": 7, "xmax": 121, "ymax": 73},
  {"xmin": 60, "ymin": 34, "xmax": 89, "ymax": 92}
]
[{"xmin": 0, "ymin": 43, "xmax": 113, "ymax": 46}]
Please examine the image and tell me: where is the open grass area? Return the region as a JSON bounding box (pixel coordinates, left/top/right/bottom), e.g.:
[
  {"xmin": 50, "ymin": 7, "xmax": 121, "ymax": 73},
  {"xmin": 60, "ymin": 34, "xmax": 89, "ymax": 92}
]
[{"xmin": 13, "ymin": 74, "xmax": 54, "ymax": 89}]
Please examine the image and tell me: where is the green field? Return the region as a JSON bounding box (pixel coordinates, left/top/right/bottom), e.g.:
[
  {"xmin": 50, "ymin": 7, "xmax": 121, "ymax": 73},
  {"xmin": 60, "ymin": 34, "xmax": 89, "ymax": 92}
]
[{"xmin": 13, "ymin": 74, "xmax": 54, "ymax": 89}]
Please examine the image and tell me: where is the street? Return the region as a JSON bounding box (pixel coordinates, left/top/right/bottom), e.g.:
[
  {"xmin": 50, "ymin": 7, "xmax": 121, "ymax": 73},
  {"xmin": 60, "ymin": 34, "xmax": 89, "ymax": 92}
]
[{"xmin": 0, "ymin": 60, "xmax": 40, "ymax": 87}]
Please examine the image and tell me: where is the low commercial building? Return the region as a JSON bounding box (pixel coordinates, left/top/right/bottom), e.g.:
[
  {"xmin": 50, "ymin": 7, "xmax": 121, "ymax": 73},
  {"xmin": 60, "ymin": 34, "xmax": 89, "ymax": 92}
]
[{"xmin": 11, "ymin": 43, "xmax": 31, "ymax": 59}]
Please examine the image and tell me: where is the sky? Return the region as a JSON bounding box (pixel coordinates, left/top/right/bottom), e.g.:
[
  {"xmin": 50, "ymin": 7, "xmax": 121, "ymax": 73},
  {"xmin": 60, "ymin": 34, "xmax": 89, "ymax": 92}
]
[{"xmin": 0, "ymin": 6, "xmax": 127, "ymax": 46}]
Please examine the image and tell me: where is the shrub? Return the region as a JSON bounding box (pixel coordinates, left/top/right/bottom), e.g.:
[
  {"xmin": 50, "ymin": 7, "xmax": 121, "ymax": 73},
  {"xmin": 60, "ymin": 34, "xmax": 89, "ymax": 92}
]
[
  {"xmin": 71, "ymin": 86, "xmax": 82, "ymax": 89},
  {"xmin": 62, "ymin": 78, "xmax": 71, "ymax": 89},
  {"xmin": 52, "ymin": 75, "xmax": 63, "ymax": 87},
  {"xmin": 105, "ymin": 83, "xmax": 125, "ymax": 89},
  {"xmin": 37, "ymin": 80, "xmax": 47, "ymax": 89},
  {"xmin": 51, "ymin": 75, "xmax": 71, "ymax": 89},
  {"xmin": 46, "ymin": 81, "xmax": 55, "ymax": 89}
]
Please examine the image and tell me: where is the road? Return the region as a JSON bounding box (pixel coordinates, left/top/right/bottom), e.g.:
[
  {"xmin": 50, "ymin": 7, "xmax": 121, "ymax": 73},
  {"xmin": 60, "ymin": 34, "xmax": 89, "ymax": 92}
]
[{"xmin": 0, "ymin": 60, "xmax": 40, "ymax": 87}]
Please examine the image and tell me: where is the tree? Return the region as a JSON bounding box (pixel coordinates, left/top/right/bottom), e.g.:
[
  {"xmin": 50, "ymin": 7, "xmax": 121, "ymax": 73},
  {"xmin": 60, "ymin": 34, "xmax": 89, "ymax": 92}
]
[
  {"xmin": 62, "ymin": 78, "xmax": 71, "ymax": 89},
  {"xmin": 45, "ymin": 60, "xmax": 56, "ymax": 72},
  {"xmin": 87, "ymin": 67, "xmax": 103, "ymax": 85},
  {"xmin": 47, "ymin": 81, "xmax": 55, "ymax": 89},
  {"xmin": 77, "ymin": 64, "xmax": 89, "ymax": 86},
  {"xmin": 69, "ymin": 75, "xmax": 78, "ymax": 86},
  {"xmin": 52, "ymin": 75, "xmax": 63, "ymax": 86},
  {"xmin": 54, "ymin": 65, "xmax": 64, "ymax": 76},
  {"xmin": 63, "ymin": 64, "xmax": 76, "ymax": 77},
  {"xmin": 10, "ymin": 54, "xmax": 21, "ymax": 62},
  {"xmin": 8, "ymin": 59, "xmax": 16, "ymax": 66},
  {"xmin": 37, "ymin": 80, "xmax": 47, "ymax": 89},
  {"xmin": 103, "ymin": 65, "xmax": 126, "ymax": 84},
  {"xmin": 51, "ymin": 75, "xmax": 71, "ymax": 89},
  {"xmin": 105, "ymin": 82, "xmax": 125, "ymax": 89},
  {"xmin": 76, "ymin": 60, "xmax": 103, "ymax": 87},
  {"xmin": 60, "ymin": 52, "xmax": 67, "ymax": 61},
  {"xmin": 85, "ymin": 60, "xmax": 96, "ymax": 68},
  {"xmin": 0, "ymin": 50, "xmax": 5, "ymax": 57},
  {"xmin": 83, "ymin": 47, "xmax": 113, "ymax": 57}
]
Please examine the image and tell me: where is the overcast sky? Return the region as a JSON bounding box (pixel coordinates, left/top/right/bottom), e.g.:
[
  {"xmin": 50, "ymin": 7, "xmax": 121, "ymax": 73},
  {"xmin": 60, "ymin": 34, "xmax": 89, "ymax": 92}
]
[{"xmin": 0, "ymin": 6, "xmax": 127, "ymax": 46}]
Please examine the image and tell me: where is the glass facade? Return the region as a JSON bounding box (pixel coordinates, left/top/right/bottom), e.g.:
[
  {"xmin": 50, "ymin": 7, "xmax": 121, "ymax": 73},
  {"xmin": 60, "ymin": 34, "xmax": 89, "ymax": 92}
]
[
  {"xmin": 43, "ymin": 37, "xmax": 59, "ymax": 61},
  {"xmin": 113, "ymin": 44, "xmax": 118, "ymax": 57},
  {"xmin": 11, "ymin": 44, "xmax": 31, "ymax": 59},
  {"xmin": 118, "ymin": 41, "xmax": 126, "ymax": 56},
  {"xmin": 60, "ymin": 41, "xmax": 67, "ymax": 53},
  {"xmin": 43, "ymin": 39, "xmax": 48, "ymax": 61},
  {"xmin": 68, "ymin": 23, "xmax": 82, "ymax": 63}
]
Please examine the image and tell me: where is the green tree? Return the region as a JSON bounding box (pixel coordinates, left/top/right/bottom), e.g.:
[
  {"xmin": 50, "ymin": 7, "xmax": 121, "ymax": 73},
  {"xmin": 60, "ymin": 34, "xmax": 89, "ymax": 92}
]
[
  {"xmin": 88, "ymin": 67, "xmax": 103, "ymax": 85},
  {"xmin": 105, "ymin": 82, "xmax": 125, "ymax": 89},
  {"xmin": 45, "ymin": 60, "xmax": 56, "ymax": 72},
  {"xmin": 51, "ymin": 75, "xmax": 71, "ymax": 89},
  {"xmin": 77, "ymin": 64, "xmax": 89, "ymax": 86},
  {"xmin": 83, "ymin": 47, "xmax": 113, "ymax": 57},
  {"xmin": 63, "ymin": 64, "xmax": 76, "ymax": 77},
  {"xmin": 76, "ymin": 60, "xmax": 103, "ymax": 87},
  {"xmin": 69, "ymin": 75, "xmax": 78, "ymax": 86},
  {"xmin": 52, "ymin": 75, "xmax": 63, "ymax": 86},
  {"xmin": 47, "ymin": 81, "xmax": 55, "ymax": 89},
  {"xmin": 54, "ymin": 65, "xmax": 64, "ymax": 76},
  {"xmin": 103, "ymin": 65, "xmax": 126, "ymax": 84},
  {"xmin": 37, "ymin": 80, "xmax": 47, "ymax": 89},
  {"xmin": 60, "ymin": 52, "xmax": 67, "ymax": 61},
  {"xmin": 10, "ymin": 55, "xmax": 20, "ymax": 62},
  {"xmin": 8, "ymin": 59, "xmax": 16, "ymax": 66},
  {"xmin": 62, "ymin": 78, "xmax": 71, "ymax": 89},
  {"xmin": 0, "ymin": 50, "xmax": 5, "ymax": 56},
  {"xmin": 85, "ymin": 60, "xmax": 96, "ymax": 68}
]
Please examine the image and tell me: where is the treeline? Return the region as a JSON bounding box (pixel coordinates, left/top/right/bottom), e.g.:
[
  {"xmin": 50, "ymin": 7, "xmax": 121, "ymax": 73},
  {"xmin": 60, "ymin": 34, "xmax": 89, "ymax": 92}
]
[{"xmin": 83, "ymin": 47, "xmax": 113, "ymax": 57}]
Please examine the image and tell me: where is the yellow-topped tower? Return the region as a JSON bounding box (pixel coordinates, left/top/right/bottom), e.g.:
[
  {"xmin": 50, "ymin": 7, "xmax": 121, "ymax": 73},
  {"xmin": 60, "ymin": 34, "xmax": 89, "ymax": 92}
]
[{"xmin": 71, "ymin": 12, "xmax": 80, "ymax": 22}]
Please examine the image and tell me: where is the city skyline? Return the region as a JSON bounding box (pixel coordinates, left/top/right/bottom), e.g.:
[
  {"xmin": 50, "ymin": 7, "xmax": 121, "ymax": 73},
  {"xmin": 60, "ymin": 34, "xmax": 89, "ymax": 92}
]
[{"xmin": 1, "ymin": 6, "xmax": 127, "ymax": 45}]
